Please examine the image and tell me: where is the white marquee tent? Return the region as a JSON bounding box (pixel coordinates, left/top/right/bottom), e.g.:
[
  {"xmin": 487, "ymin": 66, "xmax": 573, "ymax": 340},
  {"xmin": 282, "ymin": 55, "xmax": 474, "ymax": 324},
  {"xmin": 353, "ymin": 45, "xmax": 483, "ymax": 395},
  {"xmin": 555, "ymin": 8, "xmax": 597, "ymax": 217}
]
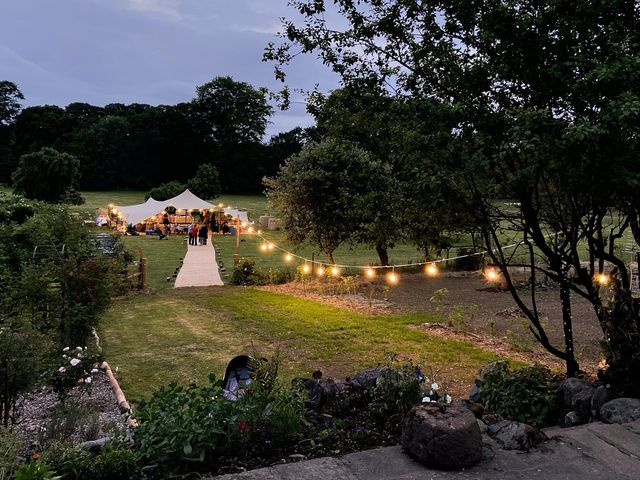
[{"xmin": 113, "ymin": 189, "xmax": 250, "ymax": 226}]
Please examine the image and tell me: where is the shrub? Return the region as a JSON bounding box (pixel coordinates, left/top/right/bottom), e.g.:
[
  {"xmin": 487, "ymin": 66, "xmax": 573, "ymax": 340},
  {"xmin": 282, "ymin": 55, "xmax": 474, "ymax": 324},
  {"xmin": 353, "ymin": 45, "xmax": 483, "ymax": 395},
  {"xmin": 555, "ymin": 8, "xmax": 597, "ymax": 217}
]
[
  {"xmin": 13, "ymin": 456, "xmax": 60, "ymax": 480},
  {"xmin": 144, "ymin": 181, "xmax": 186, "ymax": 201},
  {"xmin": 42, "ymin": 443, "xmax": 92, "ymax": 480},
  {"xmin": 0, "ymin": 427, "xmax": 21, "ymax": 479},
  {"xmin": 478, "ymin": 361, "xmax": 561, "ymax": 427},
  {"xmin": 231, "ymin": 258, "xmax": 263, "ymax": 286},
  {"xmin": 187, "ymin": 163, "xmax": 221, "ymax": 200},
  {"xmin": 37, "ymin": 406, "xmax": 100, "ymax": 448},
  {"xmin": 264, "ymin": 267, "xmax": 294, "ymax": 285},
  {"xmin": 92, "ymin": 448, "xmax": 144, "ymax": 480},
  {"xmin": 47, "ymin": 347, "xmax": 100, "ymax": 403}
]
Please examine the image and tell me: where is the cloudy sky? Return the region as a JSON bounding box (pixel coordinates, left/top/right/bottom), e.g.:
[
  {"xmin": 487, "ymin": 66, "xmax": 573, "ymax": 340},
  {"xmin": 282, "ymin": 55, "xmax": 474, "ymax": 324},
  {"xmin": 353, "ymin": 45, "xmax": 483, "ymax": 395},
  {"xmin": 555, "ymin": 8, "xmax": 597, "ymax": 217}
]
[{"xmin": 0, "ymin": 0, "xmax": 339, "ymax": 137}]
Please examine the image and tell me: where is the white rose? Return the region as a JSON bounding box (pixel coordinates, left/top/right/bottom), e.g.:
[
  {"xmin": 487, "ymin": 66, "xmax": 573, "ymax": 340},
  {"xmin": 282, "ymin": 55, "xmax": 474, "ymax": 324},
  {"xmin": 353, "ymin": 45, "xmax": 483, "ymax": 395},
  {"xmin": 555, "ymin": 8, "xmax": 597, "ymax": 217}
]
[
  {"xmin": 431, "ymin": 382, "xmax": 439, "ymax": 391},
  {"xmin": 84, "ymin": 377, "xmax": 92, "ymax": 384},
  {"xmin": 58, "ymin": 367, "xmax": 66, "ymax": 373},
  {"xmin": 62, "ymin": 347, "xmax": 70, "ymax": 352},
  {"xmin": 445, "ymin": 394, "xmax": 452, "ymax": 404},
  {"xmin": 91, "ymin": 368, "xmax": 99, "ymax": 374},
  {"xmin": 70, "ymin": 358, "xmax": 81, "ymax": 366},
  {"xmin": 75, "ymin": 346, "xmax": 83, "ymax": 352},
  {"xmin": 422, "ymin": 396, "xmax": 431, "ymax": 403}
]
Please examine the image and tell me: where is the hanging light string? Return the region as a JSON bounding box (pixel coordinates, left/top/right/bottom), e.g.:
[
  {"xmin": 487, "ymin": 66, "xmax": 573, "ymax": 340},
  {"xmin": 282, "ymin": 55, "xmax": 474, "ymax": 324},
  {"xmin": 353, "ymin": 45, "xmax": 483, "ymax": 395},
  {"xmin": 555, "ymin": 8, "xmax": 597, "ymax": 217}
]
[{"xmin": 255, "ymin": 232, "xmax": 533, "ymax": 270}]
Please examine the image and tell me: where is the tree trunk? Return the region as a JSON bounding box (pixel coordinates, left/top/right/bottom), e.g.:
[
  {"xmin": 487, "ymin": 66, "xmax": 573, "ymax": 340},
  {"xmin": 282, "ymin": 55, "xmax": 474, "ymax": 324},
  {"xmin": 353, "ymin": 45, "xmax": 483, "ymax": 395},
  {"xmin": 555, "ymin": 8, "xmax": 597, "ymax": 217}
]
[
  {"xmin": 326, "ymin": 250, "xmax": 335, "ymax": 265},
  {"xmin": 560, "ymin": 275, "xmax": 579, "ymax": 377},
  {"xmin": 376, "ymin": 241, "xmax": 390, "ymax": 266}
]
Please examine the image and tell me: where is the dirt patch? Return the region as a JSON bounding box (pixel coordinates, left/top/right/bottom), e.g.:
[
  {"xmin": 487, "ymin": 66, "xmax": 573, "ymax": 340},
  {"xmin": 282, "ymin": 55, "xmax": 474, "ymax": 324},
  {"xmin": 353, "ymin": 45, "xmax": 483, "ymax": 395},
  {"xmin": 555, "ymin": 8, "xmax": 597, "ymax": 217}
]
[{"xmin": 260, "ymin": 273, "xmax": 604, "ymax": 373}]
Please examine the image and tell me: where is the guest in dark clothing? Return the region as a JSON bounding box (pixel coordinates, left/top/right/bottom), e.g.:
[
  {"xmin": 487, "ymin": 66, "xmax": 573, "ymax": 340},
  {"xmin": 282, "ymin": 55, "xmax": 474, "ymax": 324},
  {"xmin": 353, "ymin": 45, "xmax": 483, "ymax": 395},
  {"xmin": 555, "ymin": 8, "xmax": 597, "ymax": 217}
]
[{"xmin": 199, "ymin": 223, "xmax": 208, "ymax": 245}]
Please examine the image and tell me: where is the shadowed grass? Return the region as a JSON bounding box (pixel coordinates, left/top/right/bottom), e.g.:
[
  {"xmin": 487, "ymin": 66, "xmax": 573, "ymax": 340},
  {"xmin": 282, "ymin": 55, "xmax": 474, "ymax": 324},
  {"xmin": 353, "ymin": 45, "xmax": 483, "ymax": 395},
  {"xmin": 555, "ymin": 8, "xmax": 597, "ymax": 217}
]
[{"xmin": 101, "ymin": 287, "xmax": 510, "ymax": 401}]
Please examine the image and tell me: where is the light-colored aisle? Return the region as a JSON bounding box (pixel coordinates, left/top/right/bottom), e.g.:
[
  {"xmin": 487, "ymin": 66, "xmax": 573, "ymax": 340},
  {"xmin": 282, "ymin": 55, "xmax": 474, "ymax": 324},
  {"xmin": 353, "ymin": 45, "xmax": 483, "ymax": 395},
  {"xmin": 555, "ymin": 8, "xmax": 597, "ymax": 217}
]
[{"xmin": 174, "ymin": 237, "xmax": 224, "ymax": 287}]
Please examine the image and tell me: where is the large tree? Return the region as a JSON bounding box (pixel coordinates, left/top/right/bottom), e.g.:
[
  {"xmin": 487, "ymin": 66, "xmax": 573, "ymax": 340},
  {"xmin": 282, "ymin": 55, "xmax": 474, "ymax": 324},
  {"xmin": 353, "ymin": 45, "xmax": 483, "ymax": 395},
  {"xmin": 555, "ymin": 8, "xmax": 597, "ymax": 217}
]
[
  {"xmin": 265, "ymin": 139, "xmax": 396, "ymax": 264},
  {"xmin": 268, "ymin": 1, "xmax": 640, "ymax": 382},
  {"xmin": 12, "ymin": 147, "xmax": 81, "ymax": 203},
  {"xmin": 0, "ymin": 81, "xmax": 24, "ymax": 181}
]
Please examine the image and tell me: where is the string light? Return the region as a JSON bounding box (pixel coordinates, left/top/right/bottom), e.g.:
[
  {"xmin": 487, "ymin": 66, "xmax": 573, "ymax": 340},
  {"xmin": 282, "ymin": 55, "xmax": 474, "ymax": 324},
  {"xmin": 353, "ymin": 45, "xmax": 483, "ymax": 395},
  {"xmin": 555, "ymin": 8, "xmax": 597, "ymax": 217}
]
[
  {"xmin": 247, "ymin": 226, "xmax": 255, "ymax": 234},
  {"xmin": 485, "ymin": 268, "xmax": 498, "ymax": 281},
  {"xmin": 302, "ymin": 264, "xmax": 311, "ymax": 274},
  {"xmin": 218, "ymin": 203, "xmax": 224, "ymax": 208},
  {"xmin": 330, "ymin": 266, "xmax": 340, "ymax": 277},
  {"xmin": 386, "ymin": 269, "xmax": 399, "ymax": 285},
  {"xmin": 365, "ymin": 267, "xmax": 376, "ymax": 278},
  {"xmin": 267, "ymin": 243, "xmax": 275, "ymax": 251},
  {"xmin": 284, "ymin": 253, "xmax": 293, "ymax": 262},
  {"xmin": 425, "ymin": 263, "xmax": 438, "ymax": 277},
  {"xmin": 316, "ymin": 266, "xmax": 325, "ymax": 276},
  {"xmin": 260, "ymin": 243, "xmax": 269, "ymax": 252},
  {"xmin": 595, "ymin": 273, "xmax": 609, "ymax": 285}
]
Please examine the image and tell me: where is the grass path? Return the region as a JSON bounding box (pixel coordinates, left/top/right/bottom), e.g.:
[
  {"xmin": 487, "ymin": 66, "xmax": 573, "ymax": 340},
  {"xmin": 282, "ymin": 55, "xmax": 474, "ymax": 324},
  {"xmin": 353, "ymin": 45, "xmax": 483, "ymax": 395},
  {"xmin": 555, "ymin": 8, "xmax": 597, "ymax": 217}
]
[{"xmin": 101, "ymin": 287, "xmax": 510, "ymax": 402}]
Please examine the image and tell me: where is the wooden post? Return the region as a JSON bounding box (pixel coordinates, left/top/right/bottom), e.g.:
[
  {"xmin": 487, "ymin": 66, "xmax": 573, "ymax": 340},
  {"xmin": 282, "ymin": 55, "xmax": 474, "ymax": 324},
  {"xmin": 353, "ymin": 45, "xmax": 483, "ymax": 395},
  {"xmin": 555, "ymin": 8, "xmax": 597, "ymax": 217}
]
[
  {"xmin": 140, "ymin": 257, "xmax": 148, "ymax": 289},
  {"xmin": 311, "ymin": 252, "xmax": 315, "ymax": 275}
]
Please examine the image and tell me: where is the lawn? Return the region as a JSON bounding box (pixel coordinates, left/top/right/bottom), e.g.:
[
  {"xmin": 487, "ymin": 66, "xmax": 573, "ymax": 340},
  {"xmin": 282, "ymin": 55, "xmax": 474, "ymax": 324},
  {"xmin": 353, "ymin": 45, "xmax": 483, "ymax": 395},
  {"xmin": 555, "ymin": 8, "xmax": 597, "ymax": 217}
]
[
  {"xmin": 101, "ymin": 286, "xmax": 508, "ymax": 402},
  {"xmin": 121, "ymin": 234, "xmax": 187, "ymax": 290}
]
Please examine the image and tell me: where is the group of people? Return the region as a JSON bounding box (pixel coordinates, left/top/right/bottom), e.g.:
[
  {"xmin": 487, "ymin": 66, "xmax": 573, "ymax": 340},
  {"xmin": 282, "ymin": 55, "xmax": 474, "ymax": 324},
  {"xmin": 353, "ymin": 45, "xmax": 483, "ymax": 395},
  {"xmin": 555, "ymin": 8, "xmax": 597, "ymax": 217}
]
[{"xmin": 188, "ymin": 222, "xmax": 209, "ymax": 246}]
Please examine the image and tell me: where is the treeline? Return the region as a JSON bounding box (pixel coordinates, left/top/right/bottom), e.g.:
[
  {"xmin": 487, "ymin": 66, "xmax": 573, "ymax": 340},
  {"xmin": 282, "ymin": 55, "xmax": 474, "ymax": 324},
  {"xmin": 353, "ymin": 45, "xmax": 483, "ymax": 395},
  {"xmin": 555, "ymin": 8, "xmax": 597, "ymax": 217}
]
[{"xmin": 0, "ymin": 77, "xmax": 317, "ymax": 194}]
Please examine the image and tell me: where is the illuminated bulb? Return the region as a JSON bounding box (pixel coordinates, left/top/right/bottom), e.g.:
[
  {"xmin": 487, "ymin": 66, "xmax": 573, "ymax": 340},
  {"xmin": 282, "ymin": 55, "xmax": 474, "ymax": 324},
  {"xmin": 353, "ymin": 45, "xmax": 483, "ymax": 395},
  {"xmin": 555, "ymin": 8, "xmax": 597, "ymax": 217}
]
[
  {"xmin": 366, "ymin": 267, "xmax": 376, "ymax": 278},
  {"xmin": 330, "ymin": 266, "xmax": 340, "ymax": 277},
  {"xmin": 425, "ymin": 264, "xmax": 438, "ymax": 277},
  {"xmin": 260, "ymin": 243, "xmax": 269, "ymax": 252},
  {"xmin": 108, "ymin": 204, "xmax": 114, "ymax": 208},
  {"xmin": 218, "ymin": 203, "xmax": 224, "ymax": 208},
  {"xmin": 316, "ymin": 266, "xmax": 325, "ymax": 276},
  {"xmin": 284, "ymin": 253, "xmax": 293, "ymax": 262},
  {"xmin": 486, "ymin": 269, "xmax": 498, "ymax": 281},
  {"xmin": 302, "ymin": 264, "xmax": 311, "ymax": 274},
  {"xmin": 241, "ymin": 222, "xmax": 247, "ymax": 228},
  {"xmin": 257, "ymin": 230, "xmax": 262, "ymax": 235},
  {"xmin": 386, "ymin": 271, "xmax": 399, "ymax": 285},
  {"xmin": 268, "ymin": 243, "xmax": 275, "ymax": 251},
  {"xmin": 247, "ymin": 226, "xmax": 255, "ymax": 233},
  {"xmin": 596, "ymin": 273, "xmax": 609, "ymax": 285}
]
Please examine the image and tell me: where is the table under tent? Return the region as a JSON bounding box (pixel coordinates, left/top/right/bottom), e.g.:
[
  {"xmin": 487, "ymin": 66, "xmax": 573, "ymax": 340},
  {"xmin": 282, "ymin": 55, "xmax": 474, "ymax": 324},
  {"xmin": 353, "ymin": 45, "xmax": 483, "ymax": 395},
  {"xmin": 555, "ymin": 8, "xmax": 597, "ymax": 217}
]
[{"xmin": 99, "ymin": 189, "xmax": 250, "ymax": 236}]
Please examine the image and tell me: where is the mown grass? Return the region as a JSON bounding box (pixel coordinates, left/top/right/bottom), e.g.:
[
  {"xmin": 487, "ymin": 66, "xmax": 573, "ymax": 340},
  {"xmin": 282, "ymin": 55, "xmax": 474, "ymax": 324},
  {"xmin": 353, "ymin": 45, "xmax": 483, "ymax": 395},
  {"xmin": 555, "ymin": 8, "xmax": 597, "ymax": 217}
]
[
  {"xmin": 121, "ymin": 235, "xmax": 187, "ymax": 290},
  {"xmin": 101, "ymin": 287, "xmax": 509, "ymax": 401}
]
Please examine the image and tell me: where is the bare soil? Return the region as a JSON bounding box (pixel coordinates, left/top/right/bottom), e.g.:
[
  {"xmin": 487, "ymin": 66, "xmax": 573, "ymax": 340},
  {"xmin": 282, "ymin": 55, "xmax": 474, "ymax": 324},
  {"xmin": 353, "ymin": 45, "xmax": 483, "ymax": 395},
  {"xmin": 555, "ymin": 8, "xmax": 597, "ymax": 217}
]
[{"xmin": 262, "ymin": 271, "xmax": 603, "ymax": 374}]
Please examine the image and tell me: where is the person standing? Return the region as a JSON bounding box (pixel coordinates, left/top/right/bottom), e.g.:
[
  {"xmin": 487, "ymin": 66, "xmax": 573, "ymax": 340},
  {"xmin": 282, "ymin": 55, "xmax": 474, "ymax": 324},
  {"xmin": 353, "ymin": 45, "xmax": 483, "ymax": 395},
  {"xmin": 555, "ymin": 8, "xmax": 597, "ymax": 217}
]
[
  {"xmin": 188, "ymin": 221, "xmax": 195, "ymax": 246},
  {"xmin": 191, "ymin": 223, "xmax": 199, "ymax": 246},
  {"xmin": 199, "ymin": 223, "xmax": 208, "ymax": 245}
]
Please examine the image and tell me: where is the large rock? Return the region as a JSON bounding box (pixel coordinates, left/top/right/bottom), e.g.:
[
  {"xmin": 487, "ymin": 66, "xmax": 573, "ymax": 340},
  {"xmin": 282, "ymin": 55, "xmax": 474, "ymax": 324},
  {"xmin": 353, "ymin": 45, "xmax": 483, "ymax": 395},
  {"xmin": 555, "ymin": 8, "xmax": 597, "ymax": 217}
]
[
  {"xmin": 591, "ymin": 385, "xmax": 609, "ymax": 417},
  {"xmin": 599, "ymin": 397, "xmax": 640, "ymax": 424},
  {"xmin": 401, "ymin": 402, "xmax": 482, "ymax": 469},
  {"xmin": 352, "ymin": 367, "xmax": 388, "ymax": 390},
  {"xmin": 487, "ymin": 420, "xmax": 546, "ymax": 451},
  {"xmin": 557, "ymin": 378, "xmax": 595, "ymax": 418}
]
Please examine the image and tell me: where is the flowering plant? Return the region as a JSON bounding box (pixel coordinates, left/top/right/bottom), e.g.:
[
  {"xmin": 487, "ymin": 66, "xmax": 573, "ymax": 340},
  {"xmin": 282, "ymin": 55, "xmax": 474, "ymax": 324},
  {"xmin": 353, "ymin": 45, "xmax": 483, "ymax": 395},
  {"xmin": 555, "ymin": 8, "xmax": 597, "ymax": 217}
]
[{"xmin": 48, "ymin": 347, "xmax": 100, "ymax": 403}]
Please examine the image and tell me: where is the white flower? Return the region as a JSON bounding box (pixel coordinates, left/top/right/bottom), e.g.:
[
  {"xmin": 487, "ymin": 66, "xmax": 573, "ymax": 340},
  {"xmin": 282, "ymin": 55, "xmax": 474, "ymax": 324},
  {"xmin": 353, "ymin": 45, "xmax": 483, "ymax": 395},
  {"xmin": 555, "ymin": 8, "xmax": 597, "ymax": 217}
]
[
  {"xmin": 84, "ymin": 377, "xmax": 92, "ymax": 384},
  {"xmin": 70, "ymin": 358, "xmax": 81, "ymax": 366},
  {"xmin": 422, "ymin": 396, "xmax": 431, "ymax": 403},
  {"xmin": 445, "ymin": 394, "xmax": 452, "ymax": 404},
  {"xmin": 58, "ymin": 367, "xmax": 66, "ymax": 373},
  {"xmin": 431, "ymin": 382, "xmax": 439, "ymax": 391},
  {"xmin": 62, "ymin": 347, "xmax": 70, "ymax": 352},
  {"xmin": 62, "ymin": 355, "xmax": 68, "ymax": 359},
  {"xmin": 91, "ymin": 368, "xmax": 99, "ymax": 374},
  {"xmin": 75, "ymin": 346, "xmax": 83, "ymax": 352}
]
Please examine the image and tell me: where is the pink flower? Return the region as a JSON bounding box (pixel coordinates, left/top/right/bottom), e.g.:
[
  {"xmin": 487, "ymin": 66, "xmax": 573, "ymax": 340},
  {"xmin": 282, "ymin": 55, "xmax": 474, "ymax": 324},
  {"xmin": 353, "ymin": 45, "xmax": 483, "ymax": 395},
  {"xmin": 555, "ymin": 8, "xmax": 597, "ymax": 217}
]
[{"xmin": 238, "ymin": 421, "xmax": 250, "ymax": 433}]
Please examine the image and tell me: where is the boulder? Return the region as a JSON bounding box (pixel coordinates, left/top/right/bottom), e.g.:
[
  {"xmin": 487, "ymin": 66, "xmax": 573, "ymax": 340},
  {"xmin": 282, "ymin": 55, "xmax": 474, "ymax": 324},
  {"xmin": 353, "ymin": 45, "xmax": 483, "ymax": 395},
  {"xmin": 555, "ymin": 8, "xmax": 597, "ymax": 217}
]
[
  {"xmin": 469, "ymin": 377, "xmax": 484, "ymax": 402},
  {"xmin": 591, "ymin": 385, "xmax": 609, "ymax": 417},
  {"xmin": 487, "ymin": 420, "xmax": 546, "ymax": 451},
  {"xmin": 599, "ymin": 398, "xmax": 640, "ymax": 424},
  {"xmin": 562, "ymin": 411, "xmax": 585, "ymax": 428},
  {"xmin": 78, "ymin": 437, "xmax": 111, "ymax": 452},
  {"xmin": 461, "ymin": 400, "xmax": 485, "ymax": 418},
  {"xmin": 401, "ymin": 402, "xmax": 482, "ymax": 469},
  {"xmin": 302, "ymin": 379, "xmax": 339, "ymax": 410},
  {"xmin": 557, "ymin": 378, "xmax": 595, "ymax": 418},
  {"xmin": 351, "ymin": 367, "xmax": 388, "ymax": 390},
  {"xmin": 481, "ymin": 413, "xmax": 504, "ymax": 426}
]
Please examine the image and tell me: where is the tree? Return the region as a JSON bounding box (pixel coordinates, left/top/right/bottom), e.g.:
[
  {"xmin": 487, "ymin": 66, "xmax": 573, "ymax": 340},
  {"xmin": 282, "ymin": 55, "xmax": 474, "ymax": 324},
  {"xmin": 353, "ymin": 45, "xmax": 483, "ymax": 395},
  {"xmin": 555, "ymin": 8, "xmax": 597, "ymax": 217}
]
[
  {"xmin": 188, "ymin": 163, "xmax": 221, "ymax": 200},
  {"xmin": 268, "ymin": 1, "xmax": 640, "ymax": 381},
  {"xmin": 145, "ymin": 181, "xmax": 186, "ymax": 201},
  {"xmin": 0, "ymin": 81, "xmax": 24, "ymax": 181},
  {"xmin": 265, "ymin": 139, "xmax": 394, "ymax": 264},
  {"xmin": 12, "ymin": 147, "xmax": 81, "ymax": 203}
]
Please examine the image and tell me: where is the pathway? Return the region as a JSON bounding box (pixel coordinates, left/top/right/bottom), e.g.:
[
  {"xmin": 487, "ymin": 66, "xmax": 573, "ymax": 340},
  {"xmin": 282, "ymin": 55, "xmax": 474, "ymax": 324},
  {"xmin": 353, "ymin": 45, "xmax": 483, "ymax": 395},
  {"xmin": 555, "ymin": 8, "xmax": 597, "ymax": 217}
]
[
  {"xmin": 210, "ymin": 419, "xmax": 640, "ymax": 479},
  {"xmin": 175, "ymin": 237, "xmax": 224, "ymax": 288}
]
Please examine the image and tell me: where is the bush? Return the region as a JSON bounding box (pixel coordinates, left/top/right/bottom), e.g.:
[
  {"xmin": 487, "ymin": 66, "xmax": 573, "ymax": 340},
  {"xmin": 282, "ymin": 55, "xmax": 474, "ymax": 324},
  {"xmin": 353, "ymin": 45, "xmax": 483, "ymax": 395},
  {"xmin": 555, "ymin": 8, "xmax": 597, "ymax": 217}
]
[
  {"xmin": 13, "ymin": 457, "xmax": 60, "ymax": 480},
  {"xmin": 47, "ymin": 347, "xmax": 100, "ymax": 403},
  {"xmin": 144, "ymin": 181, "xmax": 186, "ymax": 201},
  {"xmin": 264, "ymin": 267, "xmax": 294, "ymax": 285},
  {"xmin": 0, "ymin": 427, "xmax": 21, "ymax": 479},
  {"xmin": 231, "ymin": 258, "xmax": 263, "ymax": 286},
  {"xmin": 92, "ymin": 448, "xmax": 144, "ymax": 480},
  {"xmin": 478, "ymin": 361, "xmax": 561, "ymax": 427},
  {"xmin": 43, "ymin": 443, "xmax": 92, "ymax": 480}
]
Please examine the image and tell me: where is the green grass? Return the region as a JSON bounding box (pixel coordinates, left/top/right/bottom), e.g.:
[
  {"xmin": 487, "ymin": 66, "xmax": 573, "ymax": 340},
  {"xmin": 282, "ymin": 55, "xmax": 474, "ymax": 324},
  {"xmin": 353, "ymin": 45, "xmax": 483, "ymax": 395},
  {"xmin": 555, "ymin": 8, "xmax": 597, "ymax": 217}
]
[
  {"xmin": 101, "ymin": 287, "xmax": 509, "ymax": 401},
  {"xmin": 121, "ymin": 235, "xmax": 187, "ymax": 290}
]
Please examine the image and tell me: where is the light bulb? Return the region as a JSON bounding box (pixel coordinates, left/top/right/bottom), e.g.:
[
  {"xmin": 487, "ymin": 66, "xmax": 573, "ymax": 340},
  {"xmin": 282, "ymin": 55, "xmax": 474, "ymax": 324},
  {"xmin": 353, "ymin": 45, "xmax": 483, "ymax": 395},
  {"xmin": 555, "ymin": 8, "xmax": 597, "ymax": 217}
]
[
  {"xmin": 366, "ymin": 268, "xmax": 376, "ymax": 278},
  {"xmin": 486, "ymin": 269, "xmax": 498, "ymax": 281},
  {"xmin": 284, "ymin": 253, "xmax": 293, "ymax": 262},
  {"xmin": 316, "ymin": 266, "xmax": 325, "ymax": 276},
  {"xmin": 386, "ymin": 271, "xmax": 399, "ymax": 284},
  {"xmin": 425, "ymin": 264, "xmax": 438, "ymax": 276},
  {"xmin": 331, "ymin": 266, "xmax": 340, "ymax": 277},
  {"xmin": 260, "ymin": 243, "xmax": 268, "ymax": 252},
  {"xmin": 302, "ymin": 264, "xmax": 311, "ymax": 274}
]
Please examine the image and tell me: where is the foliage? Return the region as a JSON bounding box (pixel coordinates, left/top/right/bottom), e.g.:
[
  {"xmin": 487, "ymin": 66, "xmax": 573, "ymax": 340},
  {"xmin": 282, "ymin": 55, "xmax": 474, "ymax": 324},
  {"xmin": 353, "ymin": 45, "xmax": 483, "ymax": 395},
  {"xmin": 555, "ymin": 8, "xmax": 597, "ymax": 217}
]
[
  {"xmin": 479, "ymin": 362, "xmax": 561, "ymax": 427},
  {"xmin": 91, "ymin": 448, "xmax": 145, "ymax": 480},
  {"xmin": 231, "ymin": 258, "xmax": 263, "ymax": 286},
  {"xmin": 37, "ymin": 406, "xmax": 100, "ymax": 448},
  {"xmin": 42, "ymin": 443, "xmax": 92, "ymax": 480},
  {"xmin": 144, "ymin": 181, "xmax": 186, "ymax": 201},
  {"xmin": 47, "ymin": 347, "xmax": 100, "ymax": 403},
  {"xmin": 187, "ymin": 163, "xmax": 221, "ymax": 200},
  {"xmin": 14, "ymin": 456, "xmax": 60, "ymax": 480},
  {"xmin": 452, "ymin": 248, "xmax": 484, "ymax": 272},
  {"xmin": 265, "ymin": 139, "xmax": 393, "ymax": 263},
  {"xmin": 0, "ymin": 80, "xmax": 23, "ymax": 183},
  {"xmin": 0, "ymin": 426, "xmax": 21, "ymax": 480},
  {"xmin": 369, "ymin": 366, "xmax": 423, "ymax": 428},
  {"xmin": 12, "ymin": 148, "xmax": 81, "ymax": 203}
]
